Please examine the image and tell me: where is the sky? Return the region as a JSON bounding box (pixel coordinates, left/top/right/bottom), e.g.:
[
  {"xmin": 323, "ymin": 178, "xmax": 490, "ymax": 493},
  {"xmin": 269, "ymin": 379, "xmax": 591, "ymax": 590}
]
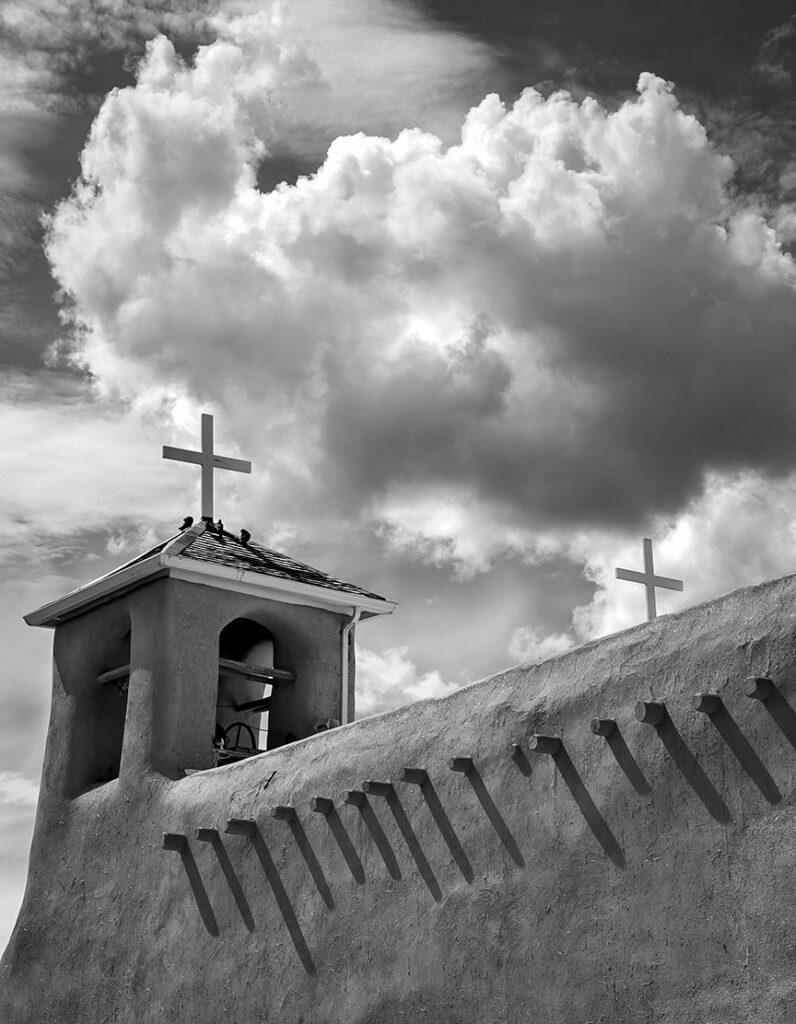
[{"xmin": 3, "ymin": 0, "xmax": 796, "ymax": 949}]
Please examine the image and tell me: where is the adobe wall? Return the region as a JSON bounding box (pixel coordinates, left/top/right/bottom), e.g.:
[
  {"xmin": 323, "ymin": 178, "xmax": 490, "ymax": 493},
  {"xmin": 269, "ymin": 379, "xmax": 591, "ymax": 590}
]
[{"xmin": 4, "ymin": 573, "xmax": 796, "ymax": 1023}]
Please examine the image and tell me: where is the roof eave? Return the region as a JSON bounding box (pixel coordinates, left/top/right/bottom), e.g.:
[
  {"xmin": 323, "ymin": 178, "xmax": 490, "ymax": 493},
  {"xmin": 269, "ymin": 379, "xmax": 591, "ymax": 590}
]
[
  {"xmin": 162, "ymin": 553, "xmax": 396, "ymax": 618},
  {"xmin": 24, "ymin": 553, "xmax": 168, "ymax": 628},
  {"xmin": 24, "ymin": 538, "xmax": 396, "ymax": 628}
]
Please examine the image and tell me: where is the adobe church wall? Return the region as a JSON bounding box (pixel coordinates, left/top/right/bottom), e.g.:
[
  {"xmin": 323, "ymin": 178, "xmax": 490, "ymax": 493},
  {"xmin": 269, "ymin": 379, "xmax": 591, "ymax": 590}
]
[{"xmin": 4, "ymin": 574, "xmax": 796, "ymax": 1023}]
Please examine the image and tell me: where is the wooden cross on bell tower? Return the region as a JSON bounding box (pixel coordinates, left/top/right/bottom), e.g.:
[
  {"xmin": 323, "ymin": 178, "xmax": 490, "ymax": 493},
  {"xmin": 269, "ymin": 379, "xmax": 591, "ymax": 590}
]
[{"xmin": 162, "ymin": 413, "xmax": 251, "ymax": 520}]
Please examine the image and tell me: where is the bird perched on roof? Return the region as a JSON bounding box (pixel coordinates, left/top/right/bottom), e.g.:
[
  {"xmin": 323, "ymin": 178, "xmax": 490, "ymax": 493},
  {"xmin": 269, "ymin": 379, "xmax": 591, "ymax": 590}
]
[
  {"xmin": 179, "ymin": 516, "xmax": 194, "ymax": 531},
  {"xmin": 240, "ymin": 528, "xmax": 251, "ymax": 545}
]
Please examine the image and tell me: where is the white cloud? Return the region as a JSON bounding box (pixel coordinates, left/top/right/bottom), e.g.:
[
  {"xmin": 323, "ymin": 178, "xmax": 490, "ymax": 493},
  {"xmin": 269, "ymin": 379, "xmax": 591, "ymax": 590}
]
[
  {"xmin": 502, "ymin": 468, "xmax": 796, "ymax": 665},
  {"xmin": 508, "ymin": 626, "xmax": 575, "ymax": 665},
  {"xmin": 0, "ymin": 0, "xmax": 494, "ymax": 152},
  {"xmin": 0, "ymin": 800, "xmax": 37, "ymax": 954},
  {"xmin": 355, "ymin": 644, "xmax": 460, "ymax": 718},
  {"xmin": 211, "ymin": 0, "xmax": 497, "ymax": 151},
  {"xmin": 0, "ymin": 575, "xmax": 54, "ymax": 786},
  {"xmin": 0, "ymin": 370, "xmax": 197, "ymax": 573},
  {"xmin": 0, "ymin": 49, "xmax": 59, "ymax": 116},
  {"xmin": 0, "ymin": 772, "xmax": 39, "ymax": 808},
  {"xmin": 375, "ymin": 486, "xmax": 529, "ymax": 579},
  {"xmin": 569, "ymin": 468, "xmax": 796, "ymax": 640}
]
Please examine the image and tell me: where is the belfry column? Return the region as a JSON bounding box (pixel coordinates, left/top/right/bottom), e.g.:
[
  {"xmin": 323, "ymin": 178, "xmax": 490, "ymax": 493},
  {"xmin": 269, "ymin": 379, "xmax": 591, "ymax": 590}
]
[{"xmin": 121, "ymin": 579, "xmax": 218, "ymax": 780}]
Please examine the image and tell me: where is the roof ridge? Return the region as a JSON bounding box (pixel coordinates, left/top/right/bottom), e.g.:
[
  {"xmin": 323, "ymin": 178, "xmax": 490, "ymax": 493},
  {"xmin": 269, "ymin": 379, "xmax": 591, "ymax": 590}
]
[
  {"xmin": 162, "ymin": 520, "xmax": 206, "ymax": 556},
  {"xmin": 203, "ymin": 526, "xmax": 317, "ymax": 566}
]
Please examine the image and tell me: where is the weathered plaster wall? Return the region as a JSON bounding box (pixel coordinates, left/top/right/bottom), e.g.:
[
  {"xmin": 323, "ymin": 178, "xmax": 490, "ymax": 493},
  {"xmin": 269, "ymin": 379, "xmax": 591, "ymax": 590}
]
[{"xmin": 4, "ymin": 574, "xmax": 796, "ymax": 1023}]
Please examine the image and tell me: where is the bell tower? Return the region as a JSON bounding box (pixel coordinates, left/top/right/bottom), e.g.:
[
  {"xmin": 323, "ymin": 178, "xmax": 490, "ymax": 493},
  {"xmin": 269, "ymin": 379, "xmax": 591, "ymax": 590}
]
[{"xmin": 24, "ymin": 414, "xmax": 395, "ymax": 797}]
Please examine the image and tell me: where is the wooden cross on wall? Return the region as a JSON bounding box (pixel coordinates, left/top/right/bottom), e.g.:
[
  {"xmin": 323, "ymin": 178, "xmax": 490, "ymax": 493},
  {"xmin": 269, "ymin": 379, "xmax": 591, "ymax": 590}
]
[
  {"xmin": 162, "ymin": 413, "xmax": 251, "ymax": 521},
  {"xmin": 615, "ymin": 538, "xmax": 683, "ymax": 621}
]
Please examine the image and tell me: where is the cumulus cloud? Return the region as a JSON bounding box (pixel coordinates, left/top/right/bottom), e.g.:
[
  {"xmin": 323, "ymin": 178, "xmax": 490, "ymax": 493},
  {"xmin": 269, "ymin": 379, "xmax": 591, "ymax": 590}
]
[
  {"xmin": 355, "ymin": 644, "xmax": 460, "ymax": 718},
  {"xmin": 47, "ymin": 57, "xmax": 796, "ymax": 558},
  {"xmin": 4, "ymin": 0, "xmax": 491, "ymax": 364},
  {"xmin": 38, "ymin": 21, "xmax": 796, "ymax": 681}
]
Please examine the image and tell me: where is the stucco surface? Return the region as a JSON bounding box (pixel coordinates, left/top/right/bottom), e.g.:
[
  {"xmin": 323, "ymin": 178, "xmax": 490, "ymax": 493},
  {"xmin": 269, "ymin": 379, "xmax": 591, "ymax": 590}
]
[{"xmin": 4, "ymin": 573, "xmax": 796, "ymax": 1022}]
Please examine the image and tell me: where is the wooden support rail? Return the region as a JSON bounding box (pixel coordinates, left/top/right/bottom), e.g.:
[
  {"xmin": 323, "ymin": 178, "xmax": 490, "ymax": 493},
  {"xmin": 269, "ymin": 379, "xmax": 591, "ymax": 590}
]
[
  {"xmin": 98, "ymin": 658, "xmax": 295, "ymax": 685},
  {"xmin": 98, "ymin": 665, "xmax": 130, "ymax": 685},
  {"xmin": 218, "ymin": 658, "xmax": 295, "ymax": 683},
  {"xmin": 233, "ymin": 697, "xmax": 272, "ymax": 713}
]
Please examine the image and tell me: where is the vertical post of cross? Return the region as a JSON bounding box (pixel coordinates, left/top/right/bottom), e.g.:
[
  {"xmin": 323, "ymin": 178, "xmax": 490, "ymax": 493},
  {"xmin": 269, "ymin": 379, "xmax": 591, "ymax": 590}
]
[
  {"xmin": 642, "ymin": 538, "xmax": 656, "ymax": 621},
  {"xmin": 201, "ymin": 413, "xmax": 213, "ymax": 521}
]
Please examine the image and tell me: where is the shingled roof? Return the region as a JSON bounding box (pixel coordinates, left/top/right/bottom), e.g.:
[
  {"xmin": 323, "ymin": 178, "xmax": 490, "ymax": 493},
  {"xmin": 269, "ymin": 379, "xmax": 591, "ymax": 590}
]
[
  {"xmin": 25, "ymin": 520, "xmax": 395, "ymax": 627},
  {"xmin": 176, "ymin": 522, "xmax": 387, "ymax": 602}
]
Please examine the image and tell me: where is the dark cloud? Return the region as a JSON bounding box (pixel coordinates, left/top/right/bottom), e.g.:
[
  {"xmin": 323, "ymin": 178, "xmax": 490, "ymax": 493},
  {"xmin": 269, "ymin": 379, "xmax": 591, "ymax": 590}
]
[
  {"xmin": 420, "ymin": 2, "xmax": 796, "ymax": 242},
  {"xmin": 420, "ymin": 0, "xmax": 796, "ymax": 96}
]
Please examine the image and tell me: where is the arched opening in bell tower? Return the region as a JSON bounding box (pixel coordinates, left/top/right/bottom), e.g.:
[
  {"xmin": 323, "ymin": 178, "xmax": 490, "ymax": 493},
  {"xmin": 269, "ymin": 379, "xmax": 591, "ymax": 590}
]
[{"xmin": 214, "ymin": 617, "xmax": 276, "ymax": 764}]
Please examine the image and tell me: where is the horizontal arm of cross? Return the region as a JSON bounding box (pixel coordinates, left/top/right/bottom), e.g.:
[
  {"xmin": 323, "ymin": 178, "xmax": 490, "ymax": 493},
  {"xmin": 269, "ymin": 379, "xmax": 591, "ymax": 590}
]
[
  {"xmin": 212, "ymin": 454, "xmax": 251, "ymax": 474},
  {"xmin": 162, "ymin": 445, "xmax": 203, "ymax": 466},
  {"xmin": 162, "ymin": 447, "xmax": 251, "ymax": 474},
  {"xmin": 615, "ymin": 568, "xmax": 683, "ymax": 592}
]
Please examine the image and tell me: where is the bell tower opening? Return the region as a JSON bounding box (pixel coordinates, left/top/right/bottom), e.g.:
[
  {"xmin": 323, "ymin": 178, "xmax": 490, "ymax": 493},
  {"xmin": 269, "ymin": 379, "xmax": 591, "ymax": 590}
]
[
  {"xmin": 92, "ymin": 622, "xmax": 131, "ymax": 788},
  {"xmin": 215, "ymin": 618, "xmax": 275, "ymax": 764},
  {"xmin": 57, "ymin": 605, "xmax": 131, "ymax": 794}
]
